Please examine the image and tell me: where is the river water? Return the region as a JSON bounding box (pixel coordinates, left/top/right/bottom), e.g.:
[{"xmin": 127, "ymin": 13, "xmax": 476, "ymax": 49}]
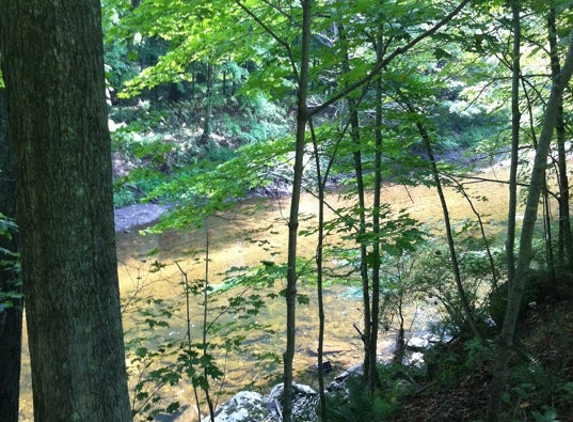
[{"xmin": 18, "ymin": 167, "xmax": 512, "ymax": 421}]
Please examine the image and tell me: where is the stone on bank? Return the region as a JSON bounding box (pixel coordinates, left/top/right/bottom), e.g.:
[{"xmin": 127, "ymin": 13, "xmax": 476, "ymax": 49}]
[{"xmin": 202, "ymin": 382, "xmax": 319, "ymax": 422}]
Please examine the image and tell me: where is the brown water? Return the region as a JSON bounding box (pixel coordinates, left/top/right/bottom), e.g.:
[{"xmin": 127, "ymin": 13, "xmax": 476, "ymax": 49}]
[{"xmin": 19, "ymin": 165, "xmax": 515, "ymax": 421}]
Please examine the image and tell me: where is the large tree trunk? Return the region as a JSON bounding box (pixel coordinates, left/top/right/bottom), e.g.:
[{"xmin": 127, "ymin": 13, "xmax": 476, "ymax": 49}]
[
  {"xmin": 0, "ymin": 1, "xmax": 132, "ymax": 421},
  {"xmin": 0, "ymin": 88, "xmax": 21, "ymax": 422}
]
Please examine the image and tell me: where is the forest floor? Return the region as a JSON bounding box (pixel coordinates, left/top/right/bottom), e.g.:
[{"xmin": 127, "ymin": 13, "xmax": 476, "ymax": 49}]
[{"xmin": 389, "ymin": 297, "xmax": 573, "ymax": 422}]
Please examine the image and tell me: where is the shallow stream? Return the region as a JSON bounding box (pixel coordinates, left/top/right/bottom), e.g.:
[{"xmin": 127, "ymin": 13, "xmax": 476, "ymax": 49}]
[{"xmin": 18, "ymin": 165, "xmax": 513, "ymax": 421}]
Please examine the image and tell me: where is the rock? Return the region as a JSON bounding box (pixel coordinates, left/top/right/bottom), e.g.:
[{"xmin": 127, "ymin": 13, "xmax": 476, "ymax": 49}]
[
  {"xmin": 333, "ymin": 362, "xmax": 363, "ymax": 383},
  {"xmin": 312, "ymin": 360, "xmax": 333, "ymax": 374},
  {"xmin": 326, "ymin": 363, "xmax": 365, "ymax": 400},
  {"xmin": 202, "ymin": 383, "xmax": 319, "ymax": 422},
  {"xmin": 204, "ymin": 391, "xmax": 272, "ymax": 422},
  {"xmin": 268, "ymin": 383, "xmax": 319, "ymax": 422},
  {"xmin": 114, "ymin": 203, "xmax": 170, "ymax": 232},
  {"xmin": 406, "ymin": 336, "xmax": 429, "ymax": 351},
  {"xmin": 402, "ymin": 351, "xmax": 426, "ymax": 371}
]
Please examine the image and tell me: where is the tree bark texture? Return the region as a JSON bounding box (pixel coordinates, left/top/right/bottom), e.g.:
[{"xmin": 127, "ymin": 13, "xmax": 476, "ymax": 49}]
[
  {"xmin": 0, "ymin": 1, "xmax": 132, "ymax": 421},
  {"xmin": 0, "ymin": 88, "xmax": 22, "ymax": 422}
]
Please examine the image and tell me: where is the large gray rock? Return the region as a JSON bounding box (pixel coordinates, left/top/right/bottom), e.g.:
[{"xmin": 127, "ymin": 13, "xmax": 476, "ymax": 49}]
[
  {"xmin": 268, "ymin": 383, "xmax": 319, "ymax": 422},
  {"xmin": 204, "ymin": 383, "xmax": 318, "ymax": 422},
  {"xmin": 204, "ymin": 391, "xmax": 272, "ymax": 422}
]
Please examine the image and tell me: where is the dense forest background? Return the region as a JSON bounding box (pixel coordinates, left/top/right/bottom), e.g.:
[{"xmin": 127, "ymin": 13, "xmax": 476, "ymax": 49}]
[{"xmin": 3, "ymin": 0, "xmax": 573, "ymax": 421}]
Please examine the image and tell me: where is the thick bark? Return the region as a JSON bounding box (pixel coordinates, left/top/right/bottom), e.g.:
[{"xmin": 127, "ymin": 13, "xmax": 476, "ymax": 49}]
[
  {"xmin": 0, "ymin": 1, "xmax": 132, "ymax": 421},
  {"xmin": 0, "ymin": 88, "xmax": 21, "ymax": 422}
]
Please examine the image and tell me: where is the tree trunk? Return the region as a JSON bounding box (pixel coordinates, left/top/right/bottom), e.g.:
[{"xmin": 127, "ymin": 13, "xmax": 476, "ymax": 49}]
[
  {"xmin": 506, "ymin": 0, "xmax": 521, "ymax": 290},
  {"xmin": 199, "ymin": 63, "xmax": 213, "ymax": 148},
  {"xmin": 548, "ymin": 5, "xmax": 573, "ymax": 268},
  {"xmin": 0, "ymin": 88, "xmax": 21, "ymax": 422},
  {"xmin": 310, "ymin": 119, "xmax": 327, "ymax": 418},
  {"xmin": 283, "ymin": 2, "xmax": 312, "ymax": 421},
  {"xmin": 414, "ymin": 117, "xmax": 485, "ymax": 344},
  {"xmin": 0, "ymin": 1, "xmax": 132, "ymax": 421},
  {"xmin": 348, "ymin": 98, "xmax": 373, "ymax": 384},
  {"xmin": 486, "ymin": 4, "xmax": 522, "ymax": 416},
  {"xmin": 487, "ymin": 23, "xmax": 573, "ymax": 422},
  {"xmin": 368, "ymin": 38, "xmax": 385, "ymax": 393},
  {"xmin": 339, "ymin": 23, "xmax": 374, "ymax": 388}
]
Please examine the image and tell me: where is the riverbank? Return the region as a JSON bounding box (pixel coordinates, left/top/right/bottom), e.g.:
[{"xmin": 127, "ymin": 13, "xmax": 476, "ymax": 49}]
[
  {"xmin": 386, "ymin": 297, "xmax": 573, "ymax": 422},
  {"xmin": 114, "ymin": 203, "xmax": 170, "ymax": 232}
]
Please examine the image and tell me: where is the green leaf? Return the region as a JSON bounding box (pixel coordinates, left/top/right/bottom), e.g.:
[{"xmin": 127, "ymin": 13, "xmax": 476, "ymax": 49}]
[{"xmin": 165, "ymin": 402, "xmax": 180, "ymax": 414}]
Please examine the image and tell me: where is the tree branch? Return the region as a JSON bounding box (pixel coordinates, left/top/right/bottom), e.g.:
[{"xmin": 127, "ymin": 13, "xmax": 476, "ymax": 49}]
[
  {"xmin": 308, "ymin": 0, "xmax": 471, "ymax": 118},
  {"xmin": 235, "ymin": 0, "xmax": 300, "ymax": 81}
]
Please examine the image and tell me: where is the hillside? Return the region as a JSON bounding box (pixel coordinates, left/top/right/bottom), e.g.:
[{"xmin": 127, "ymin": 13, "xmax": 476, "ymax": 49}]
[{"xmin": 389, "ymin": 297, "xmax": 573, "ymax": 422}]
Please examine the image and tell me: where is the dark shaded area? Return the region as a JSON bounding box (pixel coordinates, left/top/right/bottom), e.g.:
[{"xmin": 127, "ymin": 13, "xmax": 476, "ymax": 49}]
[
  {"xmin": 0, "ymin": 88, "xmax": 22, "ymax": 422},
  {"xmin": 389, "ymin": 297, "xmax": 573, "ymax": 422}
]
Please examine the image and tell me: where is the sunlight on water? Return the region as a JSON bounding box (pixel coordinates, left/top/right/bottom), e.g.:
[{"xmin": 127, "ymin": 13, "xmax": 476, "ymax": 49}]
[{"xmin": 19, "ymin": 165, "xmax": 516, "ymax": 421}]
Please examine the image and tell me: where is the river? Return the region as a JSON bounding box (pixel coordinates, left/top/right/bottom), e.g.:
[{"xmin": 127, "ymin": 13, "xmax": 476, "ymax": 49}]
[{"xmin": 18, "ymin": 164, "xmax": 513, "ymax": 421}]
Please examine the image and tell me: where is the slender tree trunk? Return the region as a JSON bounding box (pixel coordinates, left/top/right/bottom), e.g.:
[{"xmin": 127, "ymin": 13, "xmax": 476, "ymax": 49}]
[
  {"xmin": 310, "ymin": 119, "xmax": 327, "ymax": 418},
  {"xmin": 339, "ymin": 24, "xmax": 373, "ymax": 387},
  {"xmin": 446, "ymin": 176, "xmax": 499, "ymax": 288},
  {"xmin": 506, "ymin": 0, "xmax": 521, "ymax": 290},
  {"xmin": 548, "ymin": 5, "xmax": 573, "ymax": 268},
  {"xmin": 414, "ymin": 118, "xmax": 485, "ymax": 344},
  {"xmin": 0, "ymin": 1, "xmax": 132, "ymax": 420},
  {"xmin": 368, "ymin": 55, "xmax": 385, "ymax": 392},
  {"xmin": 349, "ymin": 100, "xmax": 373, "ymax": 383},
  {"xmin": 487, "ymin": 25, "xmax": 573, "ymax": 422},
  {"xmin": 202, "ymin": 227, "xmax": 215, "ymax": 421},
  {"xmin": 199, "ymin": 63, "xmax": 214, "ymax": 148},
  {"xmin": 0, "ymin": 88, "xmax": 21, "ymax": 422},
  {"xmin": 393, "ymin": 294, "xmax": 406, "ymax": 365},
  {"xmin": 487, "ymin": 5, "xmax": 522, "ymax": 415},
  {"xmin": 283, "ymin": 2, "xmax": 312, "ymax": 421}
]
